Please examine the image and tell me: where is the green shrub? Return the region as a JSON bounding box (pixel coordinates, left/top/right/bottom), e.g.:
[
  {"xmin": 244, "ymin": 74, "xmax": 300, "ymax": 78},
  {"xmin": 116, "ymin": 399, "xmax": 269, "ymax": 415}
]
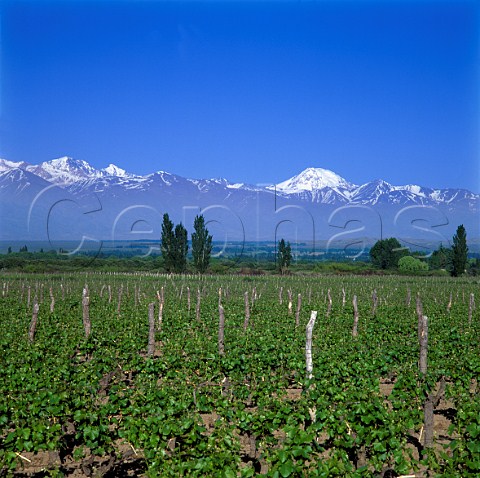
[{"xmin": 398, "ymin": 255, "xmax": 429, "ymax": 273}]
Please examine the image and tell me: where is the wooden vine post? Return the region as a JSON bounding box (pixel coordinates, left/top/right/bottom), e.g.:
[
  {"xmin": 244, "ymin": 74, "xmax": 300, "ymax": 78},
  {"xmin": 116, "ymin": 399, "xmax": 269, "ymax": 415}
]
[
  {"xmin": 187, "ymin": 286, "xmax": 191, "ymax": 314},
  {"xmin": 287, "ymin": 289, "xmax": 293, "ymax": 315},
  {"xmin": 371, "ymin": 289, "xmax": 378, "ymax": 316},
  {"xmin": 28, "ymin": 297, "xmax": 39, "ymax": 343},
  {"xmin": 418, "ymin": 311, "xmax": 445, "ymax": 453},
  {"xmin": 82, "ymin": 285, "xmax": 91, "ymax": 339},
  {"xmin": 250, "ymin": 287, "xmax": 256, "ymax": 309},
  {"xmin": 352, "ymin": 295, "xmax": 359, "ymax": 337},
  {"xmin": 468, "ymin": 292, "xmax": 475, "ymax": 326},
  {"xmin": 243, "ymin": 291, "xmax": 250, "ymax": 331},
  {"xmin": 419, "ymin": 314, "xmax": 428, "ymax": 375},
  {"xmin": 147, "ymin": 302, "xmax": 155, "ymax": 357},
  {"xmin": 295, "ymin": 293, "xmax": 302, "ymax": 327},
  {"xmin": 196, "ymin": 289, "xmax": 201, "ymax": 321},
  {"xmin": 117, "ymin": 285, "xmax": 123, "ymax": 316},
  {"xmin": 49, "ymin": 287, "xmax": 55, "ymax": 313},
  {"xmin": 423, "ymin": 376, "xmax": 445, "ymax": 453},
  {"xmin": 416, "ymin": 295, "xmax": 424, "ymax": 342},
  {"xmin": 446, "ymin": 292, "xmax": 452, "ymax": 314},
  {"xmin": 156, "ymin": 288, "xmax": 164, "ymax": 331},
  {"xmin": 218, "ymin": 304, "xmax": 225, "ymax": 356},
  {"xmin": 305, "ymin": 311, "xmax": 318, "ymax": 379},
  {"xmin": 326, "ymin": 288, "xmax": 332, "ymax": 318}
]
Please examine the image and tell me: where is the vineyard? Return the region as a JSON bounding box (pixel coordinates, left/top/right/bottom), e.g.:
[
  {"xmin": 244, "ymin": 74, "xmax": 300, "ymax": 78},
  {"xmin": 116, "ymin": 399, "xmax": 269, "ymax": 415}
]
[{"xmin": 0, "ymin": 273, "xmax": 479, "ymax": 477}]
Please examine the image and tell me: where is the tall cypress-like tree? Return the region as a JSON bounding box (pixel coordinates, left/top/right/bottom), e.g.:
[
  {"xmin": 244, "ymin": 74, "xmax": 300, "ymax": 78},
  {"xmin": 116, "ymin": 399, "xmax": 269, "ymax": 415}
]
[
  {"xmin": 278, "ymin": 239, "xmax": 292, "ymax": 274},
  {"xmin": 451, "ymin": 224, "xmax": 468, "ymax": 277},
  {"xmin": 174, "ymin": 223, "xmax": 189, "ymax": 273},
  {"xmin": 191, "ymin": 215, "xmax": 213, "ymax": 273},
  {"xmin": 161, "ymin": 213, "xmax": 175, "ymax": 272}
]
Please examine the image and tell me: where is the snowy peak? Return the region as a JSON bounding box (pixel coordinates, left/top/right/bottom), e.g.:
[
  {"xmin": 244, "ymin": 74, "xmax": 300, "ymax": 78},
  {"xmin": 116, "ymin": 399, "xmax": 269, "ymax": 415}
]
[
  {"xmin": 271, "ymin": 168, "xmax": 479, "ymax": 207},
  {"xmin": 353, "ymin": 178, "xmax": 393, "ymax": 196},
  {"xmin": 25, "ymin": 156, "xmax": 103, "ymax": 184},
  {"xmin": 101, "ymin": 163, "xmax": 133, "ymax": 177},
  {"xmin": 0, "ymin": 158, "xmax": 30, "ymax": 172},
  {"xmin": 273, "ymin": 167, "xmax": 354, "ymax": 194},
  {"xmin": 148, "ymin": 170, "xmax": 181, "ymax": 184},
  {"xmin": 0, "ymin": 156, "xmax": 478, "ymax": 210},
  {"xmin": 21, "ymin": 157, "xmax": 136, "ymax": 184}
]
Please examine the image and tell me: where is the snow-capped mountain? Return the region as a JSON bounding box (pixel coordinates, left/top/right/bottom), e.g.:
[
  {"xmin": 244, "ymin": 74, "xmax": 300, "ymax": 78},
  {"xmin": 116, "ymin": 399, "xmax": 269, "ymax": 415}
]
[
  {"xmin": 1, "ymin": 157, "xmax": 478, "ymax": 207},
  {"xmin": 273, "ymin": 167, "xmax": 355, "ymax": 193},
  {"xmin": 0, "ymin": 158, "xmax": 30, "ymax": 172},
  {"xmin": 0, "ymin": 157, "xmax": 478, "ymax": 242},
  {"xmin": 24, "ymin": 156, "xmax": 102, "ymax": 184},
  {"xmin": 267, "ymin": 167, "xmax": 356, "ymax": 204},
  {"xmin": 102, "ymin": 163, "xmax": 135, "ymax": 178},
  {"xmin": 19, "ymin": 156, "xmax": 139, "ymax": 185},
  {"xmin": 270, "ymin": 169, "xmax": 479, "ymax": 209}
]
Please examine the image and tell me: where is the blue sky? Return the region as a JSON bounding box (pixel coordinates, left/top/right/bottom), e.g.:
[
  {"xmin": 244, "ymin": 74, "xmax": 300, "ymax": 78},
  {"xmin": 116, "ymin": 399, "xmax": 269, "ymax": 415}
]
[{"xmin": 1, "ymin": 0, "xmax": 479, "ymax": 191}]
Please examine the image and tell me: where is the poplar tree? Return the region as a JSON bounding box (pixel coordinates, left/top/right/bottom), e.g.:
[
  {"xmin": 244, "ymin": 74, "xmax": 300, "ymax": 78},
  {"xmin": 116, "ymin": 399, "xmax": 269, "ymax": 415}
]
[
  {"xmin": 174, "ymin": 223, "xmax": 189, "ymax": 273},
  {"xmin": 191, "ymin": 214, "xmax": 213, "ymax": 273},
  {"xmin": 451, "ymin": 224, "xmax": 468, "ymax": 277},
  {"xmin": 161, "ymin": 213, "xmax": 175, "ymax": 272},
  {"xmin": 278, "ymin": 239, "xmax": 292, "ymax": 274}
]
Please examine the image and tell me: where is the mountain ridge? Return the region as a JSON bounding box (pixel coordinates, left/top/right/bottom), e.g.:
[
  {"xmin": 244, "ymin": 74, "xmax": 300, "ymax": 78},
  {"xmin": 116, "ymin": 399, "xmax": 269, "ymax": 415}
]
[
  {"xmin": 1, "ymin": 156, "xmax": 478, "ymax": 205},
  {"xmin": 1, "ymin": 156, "xmax": 478, "ymax": 243}
]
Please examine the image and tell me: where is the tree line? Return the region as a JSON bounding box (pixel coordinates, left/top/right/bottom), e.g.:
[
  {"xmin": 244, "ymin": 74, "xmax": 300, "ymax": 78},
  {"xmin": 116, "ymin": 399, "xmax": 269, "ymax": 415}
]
[
  {"xmin": 369, "ymin": 224, "xmax": 474, "ymax": 276},
  {"xmin": 161, "ymin": 216, "xmax": 295, "ymax": 275},
  {"xmin": 2, "ymin": 223, "xmax": 477, "ymax": 276}
]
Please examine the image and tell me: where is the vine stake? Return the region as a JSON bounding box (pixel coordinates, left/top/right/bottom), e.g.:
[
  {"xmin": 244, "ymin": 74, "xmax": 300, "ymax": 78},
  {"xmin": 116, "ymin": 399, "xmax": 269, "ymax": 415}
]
[
  {"xmin": 82, "ymin": 285, "xmax": 91, "ymax": 339},
  {"xmin": 305, "ymin": 310, "xmax": 318, "ymax": 379},
  {"xmin": 218, "ymin": 304, "xmax": 225, "ymax": 356},
  {"xmin": 352, "ymin": 295, "xmax": 359, "ymax": 337},
  {"xmin": 147, "ymin": 302, "xmax": 155, "ymax": 357},
  {"xmin": 28, "ymin": 297, "xmax": 39, "ymax": 343}
]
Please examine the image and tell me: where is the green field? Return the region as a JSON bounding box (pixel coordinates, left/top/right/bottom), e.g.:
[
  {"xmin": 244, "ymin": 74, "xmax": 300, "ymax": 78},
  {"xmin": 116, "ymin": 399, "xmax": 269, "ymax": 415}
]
[{"xmin": 0, "ymin": 273, "xmax": 479, "ymax": 477}]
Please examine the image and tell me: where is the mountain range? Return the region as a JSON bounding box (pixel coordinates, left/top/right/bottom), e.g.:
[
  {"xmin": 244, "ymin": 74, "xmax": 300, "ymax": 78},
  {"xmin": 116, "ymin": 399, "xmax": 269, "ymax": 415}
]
[{"xmin": 0, "ymin": 157, "xmax": 478, "ymax": 253}]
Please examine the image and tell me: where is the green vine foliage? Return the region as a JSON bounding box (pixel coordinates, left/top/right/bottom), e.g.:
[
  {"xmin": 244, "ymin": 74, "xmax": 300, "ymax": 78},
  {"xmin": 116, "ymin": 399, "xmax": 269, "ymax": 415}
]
[{"xmin": 0, "ymin": 274, "xmax": 478, "ymax": 476}]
